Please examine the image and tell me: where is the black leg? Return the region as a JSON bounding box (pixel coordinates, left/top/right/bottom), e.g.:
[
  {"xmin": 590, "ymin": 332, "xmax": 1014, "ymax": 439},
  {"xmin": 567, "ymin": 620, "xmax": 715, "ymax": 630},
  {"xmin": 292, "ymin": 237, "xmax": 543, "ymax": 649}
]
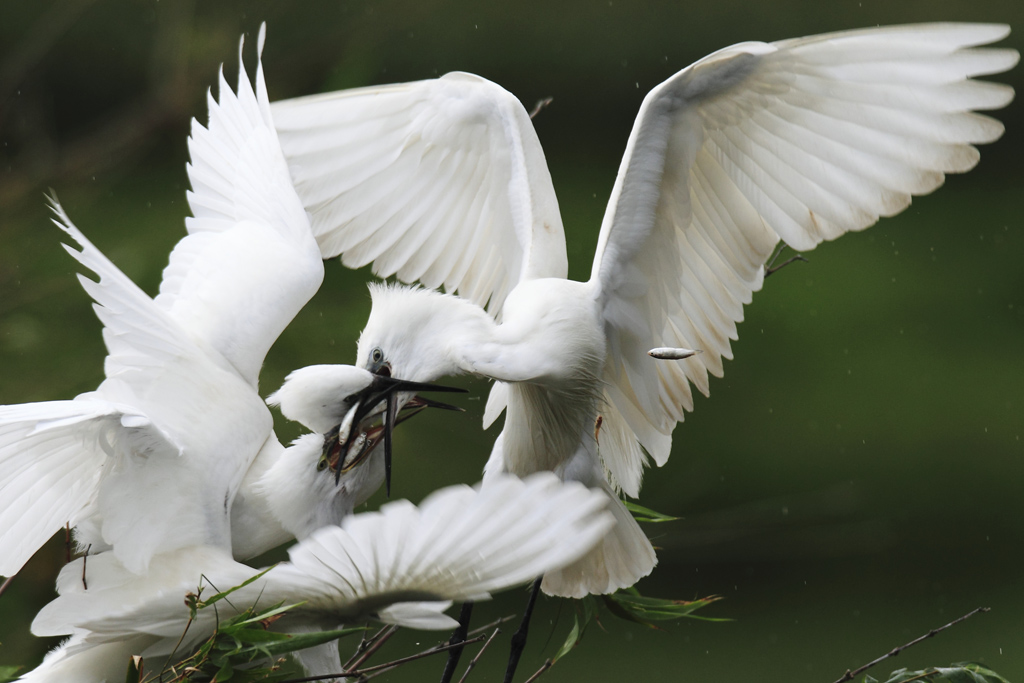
[
  {"xmin": 439, "ymin": 601, "xmax": 474, "ymax": 683},
  {"xmin": 503, "ymin": 577, "xmax": 543, "ymax": 683}
]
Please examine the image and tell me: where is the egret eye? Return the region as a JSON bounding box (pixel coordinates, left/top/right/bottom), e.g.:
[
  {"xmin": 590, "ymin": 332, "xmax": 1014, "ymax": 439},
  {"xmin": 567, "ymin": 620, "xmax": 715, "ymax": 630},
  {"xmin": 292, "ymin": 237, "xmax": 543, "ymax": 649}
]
[
  {"xmin": 316, "ymin": 456, "xmax": 329, "ymax": 472},
  {"xmin": 371, "ymin": 348, "xmax": 383, "ymax": 364}
]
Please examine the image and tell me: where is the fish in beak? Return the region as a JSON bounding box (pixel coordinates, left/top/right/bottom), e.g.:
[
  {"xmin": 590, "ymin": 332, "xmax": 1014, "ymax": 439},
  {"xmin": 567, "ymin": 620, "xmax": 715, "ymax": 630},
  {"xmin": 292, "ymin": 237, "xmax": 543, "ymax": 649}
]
[{"xmin": 321, "ymin": 375, "xmax": 465, "ymax": 495}]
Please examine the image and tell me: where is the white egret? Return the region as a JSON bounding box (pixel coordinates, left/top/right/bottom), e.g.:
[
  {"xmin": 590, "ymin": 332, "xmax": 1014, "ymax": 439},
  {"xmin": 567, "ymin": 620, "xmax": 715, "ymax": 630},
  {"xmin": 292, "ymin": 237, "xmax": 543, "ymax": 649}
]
[
  {"xmin": 230, "ymin": 364, "xmax": 463, "ymax": 559},
  {"xmin": 0, "ymin": 27, "xmax": 455, "ymax": 579},
  {"xmin": 0, "ymin": 28, "xmax": 323, "ymax": 577},
  {"xmin": 21, "ymin": 472, "xmax": 615, "ymax": 683},
  {"xmin": 0, "ymin": 31, "xmax": 617, "ymax": 683},
  {"xmin": 269, "ymin": 23, "xmax": 1019, "ymax": 602}
]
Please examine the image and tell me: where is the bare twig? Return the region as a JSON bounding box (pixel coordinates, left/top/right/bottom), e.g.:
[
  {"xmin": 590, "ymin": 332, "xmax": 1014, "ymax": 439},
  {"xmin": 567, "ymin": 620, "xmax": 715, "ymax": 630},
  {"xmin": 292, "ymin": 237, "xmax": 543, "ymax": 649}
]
[
  {"xmin": 467, "ymin": 614, "xmax": 516, "ymax": 638},
  {"xmin": 343, "ymin": 624, "xmax": 392, "ymax": 670},
  {"xmin": 764, "ymin": 242, "xmax": 807, "ymax": 278},
  {"xmin": 831, "ymin": 607, "xmax": 990, "ymax": 683},
  {"xmin": 81, "ymin": 543, "xmax": 91, "ymax": 589},
  {"xmin": 440, "ymin": 601, "xmax": 475, "ymax": 683},
  {"xmin": 0, "ymin": 574, "xmax": 14, "ymax": 599},
  {"xmin": 280, "ymin": 634, "xmax": 488, "ymax": 682},
  {"xmin": 764, "ymin": 253, "xmax": 808, "ymax": 278},
  {"xmin": 528, "ymin": 97, "xmax": 554, "ymax": 120},
  {"xmin": 456, "ymin": 627, "xmax": 502, "ymax": 683},
  {"xmin": 522, "ymin": 658, "xmax": 553, "ymax": 683},
  {"xmin": 345, "ymin": 624, "xmax": 398, "ymax": 672}
]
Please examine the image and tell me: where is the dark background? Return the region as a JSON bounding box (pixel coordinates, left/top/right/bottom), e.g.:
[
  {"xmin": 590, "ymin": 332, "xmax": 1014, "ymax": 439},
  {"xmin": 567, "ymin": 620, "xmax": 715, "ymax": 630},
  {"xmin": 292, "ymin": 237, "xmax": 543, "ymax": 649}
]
[{"xmin": 1, "ymin": 1, "xmax": 1022, "ymax": 681}]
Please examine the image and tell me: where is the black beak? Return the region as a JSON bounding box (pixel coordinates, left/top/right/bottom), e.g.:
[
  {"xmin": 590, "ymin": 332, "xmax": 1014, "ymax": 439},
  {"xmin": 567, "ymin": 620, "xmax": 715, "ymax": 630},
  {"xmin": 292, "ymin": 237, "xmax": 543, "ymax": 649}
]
[{"xmin": 329, "ymin": 376, "xmax": 466, "ymax": 493}]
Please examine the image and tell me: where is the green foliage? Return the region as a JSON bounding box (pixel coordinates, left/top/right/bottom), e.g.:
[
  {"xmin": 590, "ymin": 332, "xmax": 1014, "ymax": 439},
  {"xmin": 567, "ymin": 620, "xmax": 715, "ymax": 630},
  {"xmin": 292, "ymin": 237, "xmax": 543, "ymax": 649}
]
[
  {"xmin": 141, "ymin": 575, "xmax": 366, "ymax": 683},
  {"xmin": 0, "ymin": 665, "xmax": 21, "ymax": 683},
  {"xmin": 554, "ymin": 588, "xmax": 724, "ymax": 664},
  {"xmin": 624, "ymin": 500, "xmax": 680, "ymax": 524},
  {"xmin": 863, "ymin": 662, "xmax": 1010, "ymax": 683},
  {"xmin": 602, "ymin": 587, "xmax": 727, "ymax": 627}
]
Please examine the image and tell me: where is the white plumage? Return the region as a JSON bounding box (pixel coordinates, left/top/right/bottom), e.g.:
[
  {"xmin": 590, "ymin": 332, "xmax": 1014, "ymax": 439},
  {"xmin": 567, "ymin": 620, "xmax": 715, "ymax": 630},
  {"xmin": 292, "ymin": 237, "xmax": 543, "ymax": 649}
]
[
  {"xmin": 270, "ymin": 23, "xmax": 1017, "ymax": 597},
  {"xmin": 0, "ymin": 27, "xmax": 326, "ymax": 577},
  {"xmin": 8, "ymin": 28, "xmax": 620, "ymax": 683},
  {"xmin": 22, "ymin": 474, "xmax": 614, "ymax": 683}
]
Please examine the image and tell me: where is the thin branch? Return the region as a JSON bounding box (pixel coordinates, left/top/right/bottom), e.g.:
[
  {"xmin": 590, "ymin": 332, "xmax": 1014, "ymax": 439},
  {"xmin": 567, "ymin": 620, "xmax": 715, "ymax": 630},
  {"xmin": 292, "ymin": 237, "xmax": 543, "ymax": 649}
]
[
  {"xmin": 81, "ymin": 543, "xmax": 91, "ymax": 590},
  {"xmin": 440, "ymin": 601, "xmax": 475, "ymax": 683},
  {"xmin": 280, "ymin": 634, "xmax": 488, "ymax": 682},
  {"xmin": 831, "ymin": 607, "xmax": 990, "ymax": 683},
  {"xmin": 343, "ymin": 624, "xmax": 392, "ymax": 670},
  {"xmin": 522, "ymin": 658, "xmax": 553, "ymax": 683},
  {"xmin": 344, "ymin": 624, "xmax": 398, "ymax": 672},
  {"xmin": 467, "ymin": 614, "xmax": 515, "ymax": 638},
  {"xmin": 456, "ymin": 627, "xmax": 502, "ymax": 683},
  {"xmin": 0, "ymin": 574, "xmax": 14, "ymax": 599}
]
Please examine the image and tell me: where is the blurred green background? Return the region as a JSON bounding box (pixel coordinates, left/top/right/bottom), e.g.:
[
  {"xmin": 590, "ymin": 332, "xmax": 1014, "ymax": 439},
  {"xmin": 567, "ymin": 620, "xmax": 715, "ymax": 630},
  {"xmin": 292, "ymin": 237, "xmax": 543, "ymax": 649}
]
[{"xmin": 1, "ymin": 1, "xmax": 1022, "ymax": 681}]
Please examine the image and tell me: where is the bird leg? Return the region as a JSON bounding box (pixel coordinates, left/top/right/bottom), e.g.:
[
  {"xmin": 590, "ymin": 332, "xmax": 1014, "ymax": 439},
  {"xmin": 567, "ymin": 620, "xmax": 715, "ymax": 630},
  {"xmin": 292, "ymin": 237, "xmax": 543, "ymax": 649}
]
[
  {"xmin": 439, "ymin": 601, "xmax": 474, "ymax": 683},
  {"xmin": 503, "ymin": 576, "xmax": 543, "ymax": 683}
]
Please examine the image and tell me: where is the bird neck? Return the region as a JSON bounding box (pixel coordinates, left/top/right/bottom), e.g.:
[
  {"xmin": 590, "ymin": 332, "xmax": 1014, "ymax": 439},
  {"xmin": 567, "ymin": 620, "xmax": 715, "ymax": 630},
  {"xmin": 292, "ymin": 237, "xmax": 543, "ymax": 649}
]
[
  {"xmin": 255, "ymin": 434, "xmax": 349, "ymax": 542},
  {"xmin": 396, "ymin": 293, "xmax": 500, "ymax": 382}
]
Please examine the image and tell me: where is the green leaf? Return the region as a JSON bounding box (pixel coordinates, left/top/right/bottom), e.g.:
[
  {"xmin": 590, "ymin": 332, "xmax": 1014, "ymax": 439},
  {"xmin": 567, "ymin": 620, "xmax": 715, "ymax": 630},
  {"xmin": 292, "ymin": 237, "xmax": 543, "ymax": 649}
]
[
  {"xmin": 213, "ymin": 659, "xmax": 234, "ymax": 682},
  {"xmin": 196, "ymin": 567, "xmax": 276, "ymax": 612},
  {"xmin": 224, "ymin": 628, "xmax": 295, "ymax": 644},
  {"xmin": 0, "ymin": 666, "xmax": 22, "ymax": 683},
  {"xmin": 602, "ymin": 590, "xmax": 727, "ymax": 628},
  {"xmin": 868, "ymin": 662, "xmax": 1010, "ymax": 683},
  {"xmin": 553, "ymin": 614, "xmax": 583, "ymax": 663},
  {"xmin": 231, "ymin": 627, "xmax": 365, "ymax": 660},
  {"xmin": 231, "ymin": 602, "xmax": 305, "ymax": 627},
  {"xmin": 623, "ymin": 500, "xmax": 681, "ymax": 523},
  {"xmin": 124, "ymin": 655, "xmax": 143, "ymax": 683}
]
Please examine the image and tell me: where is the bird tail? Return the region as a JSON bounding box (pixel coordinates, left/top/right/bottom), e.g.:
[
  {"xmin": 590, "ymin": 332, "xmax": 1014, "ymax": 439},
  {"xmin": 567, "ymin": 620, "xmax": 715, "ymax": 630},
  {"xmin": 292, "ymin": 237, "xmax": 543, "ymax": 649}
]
[{"xmin": 540, "ymin": 485, "xmax": 656, "ymax": 599}]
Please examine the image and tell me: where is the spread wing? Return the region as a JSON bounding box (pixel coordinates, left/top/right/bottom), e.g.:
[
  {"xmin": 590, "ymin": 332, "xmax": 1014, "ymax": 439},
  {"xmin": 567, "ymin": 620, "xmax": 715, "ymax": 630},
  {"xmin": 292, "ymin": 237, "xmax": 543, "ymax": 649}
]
[
  {"xmin": 588, "ymin": 23, "xmax": 1017, "ymax": 496},
  {"xmin": 156, "ymin": 25, "xmax": 324, "ymax": 385},
  {"xmin": 51, "ymin": 206, "xmax": 271, "ymax": 574},
  {"xmin": 271, "ymin": 72, "xmax": 566, "ymax": 315},
  {"xmin": 32, "ymin": 475, "xmax": 613, "ymax": 646},
  {"xmin": 0, "ymin": 399, "xmax": 176, "ymax": 577}
]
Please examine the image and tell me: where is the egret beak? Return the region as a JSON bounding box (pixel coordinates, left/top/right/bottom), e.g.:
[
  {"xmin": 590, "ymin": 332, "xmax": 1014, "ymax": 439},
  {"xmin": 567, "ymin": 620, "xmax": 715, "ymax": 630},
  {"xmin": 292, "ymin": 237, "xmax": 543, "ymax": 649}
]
[{"xmin": 326, "ymin": 376, "xmax": 466, "ymax": 493}]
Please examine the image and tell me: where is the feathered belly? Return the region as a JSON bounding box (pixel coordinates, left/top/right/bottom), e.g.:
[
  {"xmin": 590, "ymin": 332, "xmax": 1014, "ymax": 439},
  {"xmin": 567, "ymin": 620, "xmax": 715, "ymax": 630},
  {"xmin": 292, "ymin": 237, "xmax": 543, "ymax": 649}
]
[{"xmin": 501, "ymin": 375, "xmax": 603, "ymax": 477}]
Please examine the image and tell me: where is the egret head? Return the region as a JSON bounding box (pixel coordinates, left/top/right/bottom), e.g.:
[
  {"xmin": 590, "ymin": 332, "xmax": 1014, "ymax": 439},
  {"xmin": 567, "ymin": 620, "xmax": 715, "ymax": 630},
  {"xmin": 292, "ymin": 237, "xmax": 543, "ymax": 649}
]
[
  {"xmin": 267, "ymin": 363, "xmax": 464, "ymax": 497},
  {"xmin": 356, "ymin": 283, "xmax": 491, "ymax": 383}
]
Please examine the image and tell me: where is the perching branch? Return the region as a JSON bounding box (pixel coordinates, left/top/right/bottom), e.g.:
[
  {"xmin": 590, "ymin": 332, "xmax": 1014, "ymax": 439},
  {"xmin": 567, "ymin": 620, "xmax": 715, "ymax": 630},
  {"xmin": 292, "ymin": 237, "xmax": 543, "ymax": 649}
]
[
  {"xmin": 764, "ymin": 242, "xmax": 808, "ymax": 278},
  {"xmin": 456, "ymin": 627, "xmax": 502, "ymax": 683},
  {"xmin": 343, "ymin": 623, "xmax": 398, "ymax": 672},
  {"xmin": 280, "ymin": 634, "xmax": 488, "ymax": 682},
  {"xmin": 343, "ymin": 624, "xmax": 394, "ymax": 670},
  {"xmin": 522, "ymin": 658, "xmax": 553, "ymax": 683},
  {"xmin": 831, "ymin": 606, "xmax": 990, "ymax": 683}
]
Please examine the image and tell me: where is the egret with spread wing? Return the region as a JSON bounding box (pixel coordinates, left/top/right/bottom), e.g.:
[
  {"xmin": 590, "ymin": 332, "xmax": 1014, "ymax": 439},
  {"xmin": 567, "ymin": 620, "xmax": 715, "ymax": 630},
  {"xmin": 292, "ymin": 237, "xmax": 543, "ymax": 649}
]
[
  {"xmin": 0, "ymin": 27, "xmax": 454, "ymax": 579},
  {"xmin": 270, "ymin": 23, "xmax": 1018, "ymax": 601},
  {"xmin": 21, "ymin": 473, "xmax": 614, "ymax": 683}
]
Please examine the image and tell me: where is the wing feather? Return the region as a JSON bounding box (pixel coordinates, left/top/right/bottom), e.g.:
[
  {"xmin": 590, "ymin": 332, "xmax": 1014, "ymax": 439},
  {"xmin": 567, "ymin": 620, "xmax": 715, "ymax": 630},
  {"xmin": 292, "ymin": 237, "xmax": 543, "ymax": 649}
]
[
  {"xmin": 272, "ymin": 72, "xmax": 566, "ymax": 315},
  {"xmin": 159, "ymin": 26, "xmax": 324, "ymax": 385},
  {"xmin": 590, "ymin": 23, "xmax": 1017, "ymax": 496}
]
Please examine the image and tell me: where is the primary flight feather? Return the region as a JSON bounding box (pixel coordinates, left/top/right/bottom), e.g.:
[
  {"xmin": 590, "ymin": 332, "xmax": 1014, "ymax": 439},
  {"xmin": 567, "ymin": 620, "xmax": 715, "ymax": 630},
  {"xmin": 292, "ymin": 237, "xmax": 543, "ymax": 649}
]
[{"xmin": 270, "ymin": 23, "xmax": 1017, "ymax": 598}]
